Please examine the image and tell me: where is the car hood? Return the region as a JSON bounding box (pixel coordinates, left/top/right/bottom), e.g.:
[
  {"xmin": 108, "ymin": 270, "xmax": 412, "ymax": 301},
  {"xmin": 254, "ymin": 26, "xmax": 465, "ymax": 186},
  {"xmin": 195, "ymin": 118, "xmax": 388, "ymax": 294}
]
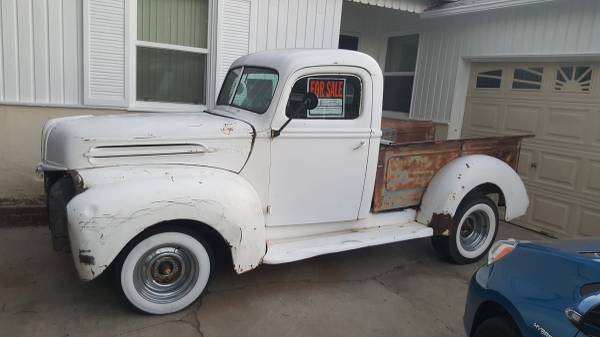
[
  {"xmin": 41, "ymin": 112, "xmax": 254, "ymax": 172},
  {"xmin": 520, "ymin": 239, "xmax": 600, "ymax": 260}
]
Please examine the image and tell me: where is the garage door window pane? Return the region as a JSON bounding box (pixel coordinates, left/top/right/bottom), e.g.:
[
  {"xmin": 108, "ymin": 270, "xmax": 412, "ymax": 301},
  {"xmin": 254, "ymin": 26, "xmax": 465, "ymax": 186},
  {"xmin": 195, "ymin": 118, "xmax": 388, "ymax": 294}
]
[
  {"xmin": 556, "ymin": 66, "xmax": 592, "ymax": 93},
  {"xmin": 476, "ymin": 69, "xmax": 502, "ymax": 89},
  {"xmin": 137, "ymin": 47, "xmax": 206, "ymax": 104},
  {"xmin": 383, "ymin": 76, "xmax": 414, "ymax": 113},
  {"xmin": 513, "ymin": 67, "xmax": 543, "ymax": 90}
]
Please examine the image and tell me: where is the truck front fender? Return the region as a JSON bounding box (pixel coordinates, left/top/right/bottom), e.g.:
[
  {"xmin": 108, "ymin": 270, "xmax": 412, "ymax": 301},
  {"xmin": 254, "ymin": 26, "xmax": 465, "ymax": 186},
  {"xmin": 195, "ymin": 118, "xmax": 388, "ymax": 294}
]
[
  {"xmin": 416, "ymin": 155, "xmax": 528, "ymax": 234},
  {"xmin": 66, "ymin": 165, "xmax": 265, "ymax": 280}
]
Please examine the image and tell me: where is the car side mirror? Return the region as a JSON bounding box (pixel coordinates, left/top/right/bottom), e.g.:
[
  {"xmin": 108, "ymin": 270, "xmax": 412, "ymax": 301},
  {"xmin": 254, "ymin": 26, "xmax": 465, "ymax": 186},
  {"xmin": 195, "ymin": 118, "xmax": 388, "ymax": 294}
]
[
  {"xmin": 304, "ymin": 92, "xmax": 319, "ymax": 111},
  {"xmin": 566, "ymin": 294, "xmax": 600, "ymax": 337},
  {"xmin": 272, "ymin": 92, "xmax": 319, "ymax": 138}
]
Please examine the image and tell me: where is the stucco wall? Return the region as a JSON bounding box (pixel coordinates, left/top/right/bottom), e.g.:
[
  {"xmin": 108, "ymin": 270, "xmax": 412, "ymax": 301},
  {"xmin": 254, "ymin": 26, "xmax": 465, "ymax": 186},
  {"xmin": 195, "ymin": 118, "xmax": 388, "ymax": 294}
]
[{"xmin": 0, "ymin": 105, "xmax": 120, "ymax": 199}]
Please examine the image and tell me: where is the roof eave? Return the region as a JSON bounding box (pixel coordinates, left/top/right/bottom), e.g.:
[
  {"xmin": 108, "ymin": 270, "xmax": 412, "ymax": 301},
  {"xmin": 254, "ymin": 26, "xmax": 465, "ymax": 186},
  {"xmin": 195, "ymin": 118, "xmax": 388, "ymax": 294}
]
[{"xmin": 421, "ymin": 0, "xmax": 554, "ymax": 19}]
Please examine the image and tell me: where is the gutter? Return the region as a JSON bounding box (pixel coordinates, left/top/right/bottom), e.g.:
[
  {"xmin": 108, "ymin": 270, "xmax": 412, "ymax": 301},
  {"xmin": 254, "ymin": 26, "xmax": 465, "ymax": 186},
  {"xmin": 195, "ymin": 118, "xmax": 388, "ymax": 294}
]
[{"xmin": 421, "ymin": 0, "xmax": 555, "ymax": 18}]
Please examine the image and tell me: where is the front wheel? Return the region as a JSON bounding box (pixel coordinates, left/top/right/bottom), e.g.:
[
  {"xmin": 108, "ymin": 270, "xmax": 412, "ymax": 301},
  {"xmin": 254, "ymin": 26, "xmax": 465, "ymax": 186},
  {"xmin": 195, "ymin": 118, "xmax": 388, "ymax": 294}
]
[
  {"xmin": 431, "ymin": 195, "xmax": 499, "ymax": 264},
  {"xmin": 115, "ymin": 229, "xmax": 213, "ymax": 315},
  {"xmin": 473, "ymin": 317, "xmax": 521, "ymax": 337}
]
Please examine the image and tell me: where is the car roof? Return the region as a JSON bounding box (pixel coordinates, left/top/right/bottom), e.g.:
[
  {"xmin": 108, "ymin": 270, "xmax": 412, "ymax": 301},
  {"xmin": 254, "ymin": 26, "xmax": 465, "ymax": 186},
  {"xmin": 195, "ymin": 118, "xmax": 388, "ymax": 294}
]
[{"xmin": 231, "ymin": 49, "xmax": 383, "ymax": 80}]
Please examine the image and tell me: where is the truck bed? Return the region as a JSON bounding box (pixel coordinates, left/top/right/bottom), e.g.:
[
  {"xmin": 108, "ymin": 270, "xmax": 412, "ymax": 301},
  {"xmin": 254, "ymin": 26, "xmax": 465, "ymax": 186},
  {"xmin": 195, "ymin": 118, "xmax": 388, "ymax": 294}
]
[{"xmin": 373, "ymin": 119, "xmax": 532, "ymax": 213}]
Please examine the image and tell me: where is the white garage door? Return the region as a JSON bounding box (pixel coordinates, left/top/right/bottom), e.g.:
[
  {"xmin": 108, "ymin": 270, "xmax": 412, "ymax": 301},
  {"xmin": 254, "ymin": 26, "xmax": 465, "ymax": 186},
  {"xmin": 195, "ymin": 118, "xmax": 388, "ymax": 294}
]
[{"xmin": 462, "ymin": 62, "xmax": 600, "ymax": 238}]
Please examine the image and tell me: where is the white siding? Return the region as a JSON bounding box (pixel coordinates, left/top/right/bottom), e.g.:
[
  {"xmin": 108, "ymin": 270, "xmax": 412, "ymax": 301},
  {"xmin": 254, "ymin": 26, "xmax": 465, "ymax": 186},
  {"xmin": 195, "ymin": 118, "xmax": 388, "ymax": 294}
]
[
  {"xmin": 216, "ymin": 0, "xmax": 343, "ymax": 93},
  {"xmin": 1, "ymin": 0, "xmax": 345, "ymax": 108},
  {"xmin": 345, "ymin": 0, "xmax": 427, "ymax": 13},
  {"xmin": 0, "ymin": 0, "xmax": 81, "ymax": 105},
  {"xmin": 83, "ymin": 0, "xmax": 127, "ymax": 107},
  {"xmin": 411, "ymin": 0, "xmax": 600, "ymax": 135},
  {"xmin": 216, "ymin": 0, "xmax": 252, "ymax": 89}
]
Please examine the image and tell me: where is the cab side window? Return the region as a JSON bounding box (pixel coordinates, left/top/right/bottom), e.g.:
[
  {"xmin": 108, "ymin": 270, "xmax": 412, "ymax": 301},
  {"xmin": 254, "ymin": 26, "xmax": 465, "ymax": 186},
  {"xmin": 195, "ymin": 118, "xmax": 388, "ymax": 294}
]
[{"xmin": 286, "ymin": 75, "xmax": 362, "ymax": 120}]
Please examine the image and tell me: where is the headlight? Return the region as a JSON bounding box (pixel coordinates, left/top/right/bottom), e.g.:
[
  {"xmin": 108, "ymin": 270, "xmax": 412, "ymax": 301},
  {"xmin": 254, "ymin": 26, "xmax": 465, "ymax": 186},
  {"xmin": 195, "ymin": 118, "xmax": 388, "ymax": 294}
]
[{"xmin": 488, "ymin": 239, "xmax": 518, "ymax": 265}]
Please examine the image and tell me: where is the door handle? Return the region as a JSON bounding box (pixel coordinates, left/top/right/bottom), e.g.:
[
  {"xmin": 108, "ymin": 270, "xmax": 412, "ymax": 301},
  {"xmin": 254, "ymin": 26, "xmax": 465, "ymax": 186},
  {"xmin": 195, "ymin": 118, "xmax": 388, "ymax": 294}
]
[{"xmin": 353, "ymin": 141, "xmax": 366, "ymax": 151}]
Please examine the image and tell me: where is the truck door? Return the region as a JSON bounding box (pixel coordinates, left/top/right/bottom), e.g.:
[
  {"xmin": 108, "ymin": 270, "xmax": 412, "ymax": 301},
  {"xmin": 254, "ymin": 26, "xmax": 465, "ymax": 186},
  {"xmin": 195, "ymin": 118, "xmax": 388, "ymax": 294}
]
[{"xmin": 268, "ymin": 68, "xmax": 373, "ymax": 226}]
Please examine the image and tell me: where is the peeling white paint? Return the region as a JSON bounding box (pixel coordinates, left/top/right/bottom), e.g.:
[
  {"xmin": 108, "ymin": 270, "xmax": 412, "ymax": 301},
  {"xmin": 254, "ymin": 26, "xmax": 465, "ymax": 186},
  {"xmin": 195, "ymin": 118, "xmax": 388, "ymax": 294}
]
[
  {"xmin": 416, "ymin": 155, "xmax": 529, "ymax": 225},
  {"xmin": 67, "ymin": 165, "xmax": 265, "ymax": 280}
]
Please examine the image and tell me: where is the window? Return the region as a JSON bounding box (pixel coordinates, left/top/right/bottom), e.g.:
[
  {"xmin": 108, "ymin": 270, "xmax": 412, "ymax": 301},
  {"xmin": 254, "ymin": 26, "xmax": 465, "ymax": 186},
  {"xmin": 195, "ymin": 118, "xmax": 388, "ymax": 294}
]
[
  {"xmin": 555, "ymin": 66, "xmax": 592, "ymax": 93},
  {"xmin": 339, "ymin": 34, "xmax": 359, "ymax": 51},
  {"xmin": 285, "ymin": 75, "xmax": 362, "ymax": 120},
  {"xmin": 217, "ymin": 67, "xmax": 279, "ymax": 114},
  {"xmin": 512, "ymin": 67, "xmax": 543, "ymax": 90},
  {"xmin": 476, "ymin": 69, "xmax": 503, "ymax": 89},
  {"xmin": 383, "ymin": 34, "xmax": 419, "ymax": 113},
  {"xmin": 136, "ymin": 0, "xmax": 209, "ymax": 105}
]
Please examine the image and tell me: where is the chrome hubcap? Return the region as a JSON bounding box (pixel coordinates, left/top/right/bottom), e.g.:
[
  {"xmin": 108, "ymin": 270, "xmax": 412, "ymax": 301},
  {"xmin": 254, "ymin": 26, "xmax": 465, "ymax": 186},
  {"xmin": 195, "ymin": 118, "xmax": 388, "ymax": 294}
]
[
  {"xmin": 134, "ymin": 246, "xmax": 199, "ymax": 304},
  {"xmin": 459, "ymin": 210, "xmax": 491, "ymax": 252}
]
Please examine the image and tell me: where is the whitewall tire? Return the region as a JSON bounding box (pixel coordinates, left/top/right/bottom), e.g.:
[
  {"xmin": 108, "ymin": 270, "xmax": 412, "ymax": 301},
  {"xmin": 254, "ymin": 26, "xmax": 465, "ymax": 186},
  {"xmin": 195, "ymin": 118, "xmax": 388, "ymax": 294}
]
[
  {"xmin": 431, "ymin": 196, "xmax": 499, "ymax": 264},
  {"xmin": 117, "ymin": 230, "xmax": 212, "ymax": 315}
]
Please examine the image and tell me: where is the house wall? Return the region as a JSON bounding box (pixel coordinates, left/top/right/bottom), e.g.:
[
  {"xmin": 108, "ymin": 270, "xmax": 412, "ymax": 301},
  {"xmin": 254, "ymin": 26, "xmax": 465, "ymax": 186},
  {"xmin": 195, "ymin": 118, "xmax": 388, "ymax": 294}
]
[
  {"xmin": 0, "ymin": 105, "xmax": 118, "ymax": 199},
  {"xmin": 0, "ymin": 0, "xmax": 343, "ymax": 200},
  {"xmin": 218, "ymin": 0, "xmax": 343, "ymax": 90},
  {"xmin": 340, "ymin": 2, "xmax": 421, "ymax": 63},
  {"xmin": 412, "ymin": 0, "xmax": 600, "ymax": 137},
  {"xmin": 0, "ymin": 0, "xmax": 82, "ymax": 105}
]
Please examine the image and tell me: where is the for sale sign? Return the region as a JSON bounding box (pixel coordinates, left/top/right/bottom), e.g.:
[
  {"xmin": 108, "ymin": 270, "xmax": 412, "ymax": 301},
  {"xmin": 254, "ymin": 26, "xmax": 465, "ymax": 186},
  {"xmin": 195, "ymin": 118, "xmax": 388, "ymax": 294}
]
[{"xmin": 307, "ymin": 78, "xmax": 346, "ymax": 118}]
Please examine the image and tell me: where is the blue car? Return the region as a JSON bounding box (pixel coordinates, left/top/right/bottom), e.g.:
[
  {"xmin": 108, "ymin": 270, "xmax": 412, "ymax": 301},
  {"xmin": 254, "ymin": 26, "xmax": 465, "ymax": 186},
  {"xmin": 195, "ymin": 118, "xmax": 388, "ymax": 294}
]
[{"xmin": 464, "ymin": 239, "xmax": 600, "ymax": 337}]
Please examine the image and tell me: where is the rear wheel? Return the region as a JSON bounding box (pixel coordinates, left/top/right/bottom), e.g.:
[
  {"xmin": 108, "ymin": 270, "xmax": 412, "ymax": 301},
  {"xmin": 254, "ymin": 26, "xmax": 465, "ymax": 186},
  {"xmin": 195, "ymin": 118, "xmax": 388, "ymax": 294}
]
[
  {"xmin": 115, "ymin": 229, "xmax": 213, "ymax": 315},
  {"xmin": 474, "ymin": 317, "xmax": 521, "ymax": 337},
  {"xmin": 431, "ymin": 195, "xmax": 499, "ymax": 264}
]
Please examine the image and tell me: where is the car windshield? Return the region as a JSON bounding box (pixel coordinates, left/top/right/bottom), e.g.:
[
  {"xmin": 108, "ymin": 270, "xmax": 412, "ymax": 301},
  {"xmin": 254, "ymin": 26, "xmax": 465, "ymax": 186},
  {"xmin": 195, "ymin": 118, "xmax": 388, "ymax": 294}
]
[{"xmin": 216, "ymin": 66, "xmax": 279, "ymax": 114}]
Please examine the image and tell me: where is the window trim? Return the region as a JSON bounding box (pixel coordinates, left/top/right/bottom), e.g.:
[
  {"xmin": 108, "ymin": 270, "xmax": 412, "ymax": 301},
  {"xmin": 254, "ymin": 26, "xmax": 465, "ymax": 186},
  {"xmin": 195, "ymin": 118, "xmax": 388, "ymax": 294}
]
[
  {"xmin": 126, "ymin": 0, "xmax": 217, "ymax": 112},
  {"xmin": 380, "ymin": 31, "xmax": 420, "ymax": 115}
]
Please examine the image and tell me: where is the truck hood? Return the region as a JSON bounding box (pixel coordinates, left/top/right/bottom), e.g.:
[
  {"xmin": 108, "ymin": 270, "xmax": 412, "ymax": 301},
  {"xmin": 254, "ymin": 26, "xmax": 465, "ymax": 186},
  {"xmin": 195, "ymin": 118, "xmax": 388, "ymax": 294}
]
[{"xmin": 41, "ymin": 112, "xmax": 254, "ymax": 172}]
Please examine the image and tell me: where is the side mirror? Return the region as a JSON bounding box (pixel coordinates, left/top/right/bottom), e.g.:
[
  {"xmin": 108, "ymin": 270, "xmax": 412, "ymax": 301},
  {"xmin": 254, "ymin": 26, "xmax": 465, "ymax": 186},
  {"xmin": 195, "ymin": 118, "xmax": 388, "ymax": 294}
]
[
  {"xmin": 566, "ymin": 294, "xmax": 600, "ymax": 337},
  {"xmin": 272, "ymin": 92, "xmax": 319, "ymax": 138},
  {"xmin": 304, "ymin": 92, "xmax": 319, "ymax": 111}
]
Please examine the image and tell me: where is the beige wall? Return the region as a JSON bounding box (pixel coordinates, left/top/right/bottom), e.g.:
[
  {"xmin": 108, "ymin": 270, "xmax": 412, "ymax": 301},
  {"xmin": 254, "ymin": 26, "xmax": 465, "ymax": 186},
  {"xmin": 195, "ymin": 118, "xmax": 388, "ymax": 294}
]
[{"xmin": 0, "ymin": 105, "xmax": 121, "ymax": 200}]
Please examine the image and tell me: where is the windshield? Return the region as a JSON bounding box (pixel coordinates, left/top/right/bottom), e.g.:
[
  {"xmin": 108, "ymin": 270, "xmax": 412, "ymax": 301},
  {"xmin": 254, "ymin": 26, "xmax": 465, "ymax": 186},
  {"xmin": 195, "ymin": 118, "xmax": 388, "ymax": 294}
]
[{"xmin": 216, "ymin": 66, "xmax": 279, "ymax": 114}]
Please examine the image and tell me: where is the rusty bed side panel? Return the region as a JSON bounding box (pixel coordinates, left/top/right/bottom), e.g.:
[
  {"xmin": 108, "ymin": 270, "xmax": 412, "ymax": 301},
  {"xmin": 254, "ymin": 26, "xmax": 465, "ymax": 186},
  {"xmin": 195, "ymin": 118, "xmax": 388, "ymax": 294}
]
[
  {"xmin": 381, "ymin": 118, "xmax": 435, "ymax": 144},
  {"xmin": 372, "ymin": 135, "xmax": 530, "ymax": 213}
]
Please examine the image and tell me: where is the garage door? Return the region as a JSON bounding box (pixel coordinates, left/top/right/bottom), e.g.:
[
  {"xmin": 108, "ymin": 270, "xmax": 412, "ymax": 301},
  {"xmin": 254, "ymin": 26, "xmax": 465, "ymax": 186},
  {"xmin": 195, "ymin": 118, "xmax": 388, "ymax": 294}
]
[{"xmin": 462, "ymin": 62, "xmax": 600, "ymax": 238}]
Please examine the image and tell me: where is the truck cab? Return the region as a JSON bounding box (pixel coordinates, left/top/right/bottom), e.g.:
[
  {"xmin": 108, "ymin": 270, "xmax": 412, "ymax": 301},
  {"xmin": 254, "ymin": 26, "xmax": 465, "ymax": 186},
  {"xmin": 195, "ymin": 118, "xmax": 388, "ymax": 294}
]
[{"xmin": 40, "ymin": 49, "xmax": 530, "ymax": 315}]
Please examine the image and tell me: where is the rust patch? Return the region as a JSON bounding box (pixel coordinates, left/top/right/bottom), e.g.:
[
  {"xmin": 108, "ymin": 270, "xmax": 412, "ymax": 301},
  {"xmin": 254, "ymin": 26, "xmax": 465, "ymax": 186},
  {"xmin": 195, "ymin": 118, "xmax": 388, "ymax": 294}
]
[
  {"xmin": 221, "ymin": 122, "xmax": 235, "ymax": 135},
  {"xmin": 78, "ymin": 249, "xmax": 95, "ymax": 265},
  {"xmin": 381, "ymin": 118, "xmax": 435, "ymax": 143},
  {"xmin": 429, "ymin": 213, "xmax": 453, "ymax": 236},
  {"xmin": 372, "ymin": 128, "xmax": 533, "ymax": 213}
]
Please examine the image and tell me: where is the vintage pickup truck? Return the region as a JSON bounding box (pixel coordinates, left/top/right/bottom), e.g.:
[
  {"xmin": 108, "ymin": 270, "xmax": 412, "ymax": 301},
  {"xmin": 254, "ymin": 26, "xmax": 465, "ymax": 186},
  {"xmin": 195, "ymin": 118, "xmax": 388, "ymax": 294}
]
[{"xmin": 40, "ymin": 49, "xmax": 530, "ymax": 314}]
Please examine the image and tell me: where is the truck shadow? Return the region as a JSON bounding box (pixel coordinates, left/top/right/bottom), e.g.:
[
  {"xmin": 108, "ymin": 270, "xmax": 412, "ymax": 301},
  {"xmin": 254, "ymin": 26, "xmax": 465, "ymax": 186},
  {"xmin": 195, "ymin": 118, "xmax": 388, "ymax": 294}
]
[{"xmin": 0, "ymin": 223, "xmax": 549, "ymax": 337}]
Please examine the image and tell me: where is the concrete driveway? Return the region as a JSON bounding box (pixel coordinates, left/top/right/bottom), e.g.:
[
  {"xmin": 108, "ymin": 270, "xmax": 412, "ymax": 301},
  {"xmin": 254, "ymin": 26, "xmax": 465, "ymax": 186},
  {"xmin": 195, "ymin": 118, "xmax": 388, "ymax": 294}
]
[{"xmin": 0, "ymin": 223, "xmax": 547, "ymax": 337}]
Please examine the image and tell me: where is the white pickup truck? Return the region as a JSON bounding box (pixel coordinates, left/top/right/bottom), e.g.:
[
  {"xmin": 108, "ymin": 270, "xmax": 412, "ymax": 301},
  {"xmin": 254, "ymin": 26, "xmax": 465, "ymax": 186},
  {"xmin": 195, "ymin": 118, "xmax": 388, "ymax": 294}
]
[{"xmin": 40, "ymin": 49, "xmax": 530, "ymax": 314}]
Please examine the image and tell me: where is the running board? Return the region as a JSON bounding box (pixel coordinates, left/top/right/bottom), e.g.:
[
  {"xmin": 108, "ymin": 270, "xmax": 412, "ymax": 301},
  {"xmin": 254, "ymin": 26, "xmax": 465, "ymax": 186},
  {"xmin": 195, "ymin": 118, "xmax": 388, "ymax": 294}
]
[{"xmin": 262, "ymin": 222, "xmax": 433, "ymax": 264}]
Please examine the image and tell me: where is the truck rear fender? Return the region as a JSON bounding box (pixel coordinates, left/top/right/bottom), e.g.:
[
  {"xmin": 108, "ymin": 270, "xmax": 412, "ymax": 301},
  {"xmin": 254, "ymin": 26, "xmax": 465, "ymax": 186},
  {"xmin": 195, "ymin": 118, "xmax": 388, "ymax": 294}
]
[
  {"xmin": 416, "ymin": 155, "xmax": 528, "ymax": 235},
  {"xmin": 66, "ymin": 166, "xmax": 265, "ymax": 280}
]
